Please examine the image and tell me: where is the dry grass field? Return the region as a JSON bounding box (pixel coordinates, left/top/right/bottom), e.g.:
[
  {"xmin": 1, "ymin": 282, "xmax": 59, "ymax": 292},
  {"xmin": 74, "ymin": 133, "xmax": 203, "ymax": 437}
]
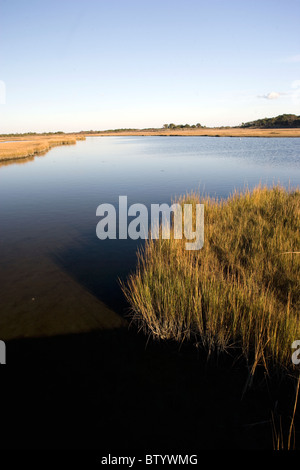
[
  {"xmin": 93, "ymin": 128, "xmax": 300, "ymax": 138},
  {"xmin": 0, "ymin": 134, "xmax": 86, "ymax": 162}
]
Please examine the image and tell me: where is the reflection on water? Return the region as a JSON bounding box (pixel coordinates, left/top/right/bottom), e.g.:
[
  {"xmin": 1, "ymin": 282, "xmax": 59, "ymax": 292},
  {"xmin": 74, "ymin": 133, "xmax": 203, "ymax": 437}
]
[
  {"xmin": 0, "ymin": 155, "xmax": 35, "ymax": 167},
  {"xmin": 0, "ymin": 136, "xmax": 299, "ymax": 339},
  {"xmin": 0, "ymin": 150, "xmax": 50, "ymax": 167}
]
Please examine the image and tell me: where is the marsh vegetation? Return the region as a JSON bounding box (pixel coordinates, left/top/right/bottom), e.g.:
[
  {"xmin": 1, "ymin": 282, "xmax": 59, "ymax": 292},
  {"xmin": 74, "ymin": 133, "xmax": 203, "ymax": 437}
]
[{"xmin": 123, "ymin": 186, "xmax": 300, "ymax": 380}]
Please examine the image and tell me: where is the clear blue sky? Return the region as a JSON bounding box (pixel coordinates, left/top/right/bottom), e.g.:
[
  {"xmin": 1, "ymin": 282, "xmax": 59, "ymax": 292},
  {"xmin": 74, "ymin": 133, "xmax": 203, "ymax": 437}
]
[{"xmin": 1, "ymin": 0, "xmax": 300, "ymax": 132}]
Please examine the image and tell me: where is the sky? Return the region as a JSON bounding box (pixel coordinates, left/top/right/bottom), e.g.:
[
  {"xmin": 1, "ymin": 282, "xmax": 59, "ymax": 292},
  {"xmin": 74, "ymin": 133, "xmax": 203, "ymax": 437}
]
[{"xmin": 0, "ymin": 0, "xmax": 300, "ymax": 132}]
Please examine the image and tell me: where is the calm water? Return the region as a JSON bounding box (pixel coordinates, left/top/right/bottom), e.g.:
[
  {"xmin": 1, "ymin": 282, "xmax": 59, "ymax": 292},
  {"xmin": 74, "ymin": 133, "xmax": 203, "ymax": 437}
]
[{"xmin": 1, "ymin": 136, "xmax": 300, "ymax": 339}]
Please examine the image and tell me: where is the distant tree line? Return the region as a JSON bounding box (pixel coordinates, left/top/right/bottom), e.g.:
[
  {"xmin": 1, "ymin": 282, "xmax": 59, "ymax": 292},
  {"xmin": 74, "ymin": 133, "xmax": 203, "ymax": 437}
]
[
  {"xmin": 240, "ymin": 114, "xmax": 300, "ymax": 129},
  {"xmin": 0, "ymin": 131, "xmax": 65, "ymax": 137},
  {"xmin": 162, "ymin": 123, "xmax": 205, "ymax": 129},
  {"xmin": 78, "ymin": 129, "xmax": 140, "ymax": 134}
]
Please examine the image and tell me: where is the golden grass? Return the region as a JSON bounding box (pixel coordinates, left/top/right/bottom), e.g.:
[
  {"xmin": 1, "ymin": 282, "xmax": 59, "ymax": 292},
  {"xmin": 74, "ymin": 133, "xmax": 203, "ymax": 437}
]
[
  {"xmin": 0, "ymin": 134, "xmax": 86, "ymax": 162},
  {"xmin": 122, "ymin": 185, "xmax": 300, "ymax": 378},
  {"xmin": 272, "ymin": 373, "xmax": 300, "ymax": 449},
  {"xmin": 91, "ymin": 128, "xmax": 300, "ymax": 138}
]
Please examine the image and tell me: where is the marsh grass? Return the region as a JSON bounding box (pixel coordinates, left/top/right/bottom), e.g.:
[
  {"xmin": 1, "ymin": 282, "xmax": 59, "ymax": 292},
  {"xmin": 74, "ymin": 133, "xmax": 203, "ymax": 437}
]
[
  {"xmin": 94, "ymin": 128, "xmax": 300, "ymax": 137},
  {"xmin": 0, "ymin": 135, "xmax": 85, "ymax": 162},
  {"xmin": 122, "ymin": 185, "xmax": 300, "ymax": 378},
  {"xmin": 271, "ymin": 373, "xmax": 300, "ymax": 449}
]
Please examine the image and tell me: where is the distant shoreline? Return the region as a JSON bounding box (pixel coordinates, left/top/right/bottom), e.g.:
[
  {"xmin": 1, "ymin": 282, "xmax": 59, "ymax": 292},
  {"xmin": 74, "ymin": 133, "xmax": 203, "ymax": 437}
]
[
  {"xmin": 90, "ymin": 128, "xmax": 300, "ymax": 138},
  {"xmin": 1, "ymin": 128, "xmax": 300, "ymax": 164}
]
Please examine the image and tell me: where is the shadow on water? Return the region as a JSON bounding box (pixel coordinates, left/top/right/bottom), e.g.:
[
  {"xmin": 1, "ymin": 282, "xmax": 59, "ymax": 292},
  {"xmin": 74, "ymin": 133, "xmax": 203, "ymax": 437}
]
[
  {"xmin": 49, "ymin": 233, "xmax": 144, "ymax": 316},
  {"xmin": 2, "ymin": 228, "xmax": 299, "ymax": 450},
  {"xmin": 2, "ymin": 232, "xmax": 299, "ymax": 450},
  {"xmin": 2, "ymin": 327, "xmax": 287, "ymax": 450}
]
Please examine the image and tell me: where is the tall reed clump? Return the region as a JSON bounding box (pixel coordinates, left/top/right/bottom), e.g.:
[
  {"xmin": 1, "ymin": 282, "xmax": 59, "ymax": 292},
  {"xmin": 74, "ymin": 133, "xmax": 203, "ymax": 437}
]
[{"xmin": 122, "ymin": 185, "xmax": 300, "ymax": 377}]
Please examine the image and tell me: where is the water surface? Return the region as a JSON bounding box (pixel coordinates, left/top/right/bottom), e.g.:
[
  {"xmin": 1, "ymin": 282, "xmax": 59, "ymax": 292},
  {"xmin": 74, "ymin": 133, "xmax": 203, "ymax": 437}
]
[{"xmin": 0, "ymin": 136, "xmax": 299, "ymax": 339}]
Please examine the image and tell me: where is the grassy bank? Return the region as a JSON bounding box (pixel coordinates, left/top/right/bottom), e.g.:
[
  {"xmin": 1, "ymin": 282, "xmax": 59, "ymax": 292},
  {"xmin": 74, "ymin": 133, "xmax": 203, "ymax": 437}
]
[
  {"xmin": 123, "ymin": 186, "xmax": 300, "ymax": 379},
  {"xmin": 0, "ymin": 134, "xmax": 85, "ymax": 162},
  {"xmin": 91, "ymin": 128, "xmax": 300, "ymax": 137}
]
